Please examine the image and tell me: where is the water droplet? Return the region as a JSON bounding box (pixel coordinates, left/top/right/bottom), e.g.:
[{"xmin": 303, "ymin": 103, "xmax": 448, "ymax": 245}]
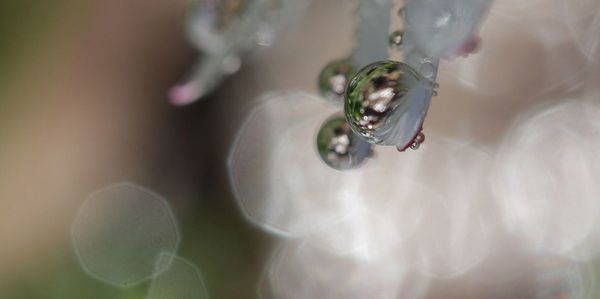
[
  {"xmin": 397, "ymin": 131, "xmax": 425, "ymax": 152},
  {"xmin": 316, "ymin": 113, "xmax": 372, "ymax": 170},
  {"xmin": 414, "ymin": 132, "xmax": 425, "ymax": 144},
  {"xmin": 344, "ymin": 60, "xmax": 422, "ymax": 145},
  {"xmin": 419, "ymin": 59, "xmax": 436, "ymax": 79},
  {"xmin": 318, "ymin": 59, "xmax": 357, "ymax": 105},
  {"xmin": 388, "ymin": 30, "xmax": 405, "ymax": 49}
]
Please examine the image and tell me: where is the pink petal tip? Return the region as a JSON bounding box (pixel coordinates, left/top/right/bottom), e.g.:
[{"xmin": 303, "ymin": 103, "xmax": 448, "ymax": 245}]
[{"xmin": 168, "ymin": 84, "xmax": 202, "ymax": 106}]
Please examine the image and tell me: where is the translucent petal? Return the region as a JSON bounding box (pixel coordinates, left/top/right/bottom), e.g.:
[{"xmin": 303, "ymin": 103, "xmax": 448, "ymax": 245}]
[{"xmin": 404, "ymin": 0, "xmax": 492, "ymax": 59}]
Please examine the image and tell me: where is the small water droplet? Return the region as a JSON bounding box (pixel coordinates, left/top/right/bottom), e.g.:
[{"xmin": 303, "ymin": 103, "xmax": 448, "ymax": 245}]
[
  {"xmin": 419, "ymin": 59, "xmax": 436, "ymax": 79},
  {"xmin": 414, "ymin": 132, "xmax": 425, "ymax": 144},
  {"xmin": 318, "ymin": 59, "xmax": 357, "ymax": 105},
  {"xmin": 388, "ymin": 30, "xmax": 405, "ymax": 49},
  {"xmin": 316, "ymin": 114, "xmax": 372, "ymax": 170},
  {"xmin": 345, "ymin": 61, "xmax": 422, "ymax": 146}
]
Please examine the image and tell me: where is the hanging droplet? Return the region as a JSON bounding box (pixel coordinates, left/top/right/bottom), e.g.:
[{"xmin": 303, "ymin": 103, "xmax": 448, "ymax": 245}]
[
  {"xmin": 318, "ymin": 59, "xmax": 357, "ymax": 105},
  {"xmin": 388, "ymin": 30, "xmax": 405, "ymax": 49},
  {"xmin": 316, "ymin": 114, "xmax": 373, "ymax": 170},
  {"xmin": 419, "ymin": 58, "xmax": 436, "ymax": 79},
  {"xmin": 344, "ymin": 60, "xmax": 423, "ymax": 146},
  {"xmin": 397, "ymin": 131, "xmax": 425, "ymax": 152},
  {"xmin": 411, "ymin": 132, "xmax": 426, "ymax": 150}
]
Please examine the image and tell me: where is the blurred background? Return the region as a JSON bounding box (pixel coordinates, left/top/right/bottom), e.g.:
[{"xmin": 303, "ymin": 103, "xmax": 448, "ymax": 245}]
[
  {"xmin": 1, "ymin": 0, "xmax": 600, "ymax": 298},
  {"xmin": 0, "ymin": 0, "xmax": 270, "ymax": 298}
]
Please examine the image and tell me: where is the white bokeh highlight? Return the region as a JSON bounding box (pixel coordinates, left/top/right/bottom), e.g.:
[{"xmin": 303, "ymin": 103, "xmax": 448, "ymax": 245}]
[
  {"xmin": 229, "ymin": 92, "xmax": 498, "ymax": 276},
  {"xmin": 146, "ymin": 254, "xmax": 209, "ymax": 299},
  {"xmin": 561, "ymin": 0, "xmax": 600, "ymax": 63},
  {"xmin": 228, "ymin": 93, "xmax": 362, "ymax": 237},
  {"xmin": 471, "ymin": 249, "xmax": 595, "ymax": 299},
  {"xmin": 71, "ymin": 183, "xmax": 180, "ymax": 287},
  {"xmin": 493, "ymin": 101, "xmax": 600, "ymax": 260},
  {"xmin": 374, "ymin": 138, "xmax": 495, "ymax": 278},
  {"xmin": 259, "ymin": 241, "xmax": 430, "ymax": 299}
]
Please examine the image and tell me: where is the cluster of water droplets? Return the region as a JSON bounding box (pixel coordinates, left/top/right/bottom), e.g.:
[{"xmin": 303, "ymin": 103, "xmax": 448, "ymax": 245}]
[{"xmin": 226, "ymin": 0, "xmax": 600, "ymax": 297}]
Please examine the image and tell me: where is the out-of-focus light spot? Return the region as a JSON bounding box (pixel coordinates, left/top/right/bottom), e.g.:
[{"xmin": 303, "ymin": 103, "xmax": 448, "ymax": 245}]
[
  {"xmin": 146, "ymin": 254, "xmax": 209, "ymax": 299},
  {"xmin": 404, "ymin": 0, "xmax": 492, "ymax": 59},
  {"xmin": 378, "ymin": 137, "xmax": 495, "ymax": 278},
  {"xmin": 442, "ymin": 17, "xmax": 545, "ymax": 97},
  {"xmin": 472, "ymin": 249, "xmax": 595, "ymax": 298},
  {"xmin": 493, "ymin": 101, "xmax": 600, "ymax": 259},
  {"xmin": 259, "ymin": 242, "xmax": 430, "ymax": 299},
  {"xmin": 529, "ymin": 255, "xmax": 594, "ymax": 299},
  {"xmin": 71, "ymin": 183, "xmax": 180, "ymax": 287},
  {"xmin": 304, "ymin": 176, "xmax": 428, "ymax": 259},
  {"xmin": 561, "ymin": 0, "xmax": 600, "ymax": 63},
  {"xmin": 229, "ymin": 93, "xmax": 496, "ymax": 267},
  {"xmin": 228, "ymin": 93, "xmax": 356, "ymax": 237}
]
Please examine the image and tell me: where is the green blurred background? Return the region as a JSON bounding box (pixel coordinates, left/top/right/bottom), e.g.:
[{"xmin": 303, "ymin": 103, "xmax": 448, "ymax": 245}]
[{"xmin": 0, "ymin": 1, "xmax": 274, "ymax": 298}]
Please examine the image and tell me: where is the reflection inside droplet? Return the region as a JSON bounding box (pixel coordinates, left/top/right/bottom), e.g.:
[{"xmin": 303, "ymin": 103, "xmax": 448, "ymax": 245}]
[{"xmin": 316, "ymin": 113, "xmax": 372, "ymax": 170}]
